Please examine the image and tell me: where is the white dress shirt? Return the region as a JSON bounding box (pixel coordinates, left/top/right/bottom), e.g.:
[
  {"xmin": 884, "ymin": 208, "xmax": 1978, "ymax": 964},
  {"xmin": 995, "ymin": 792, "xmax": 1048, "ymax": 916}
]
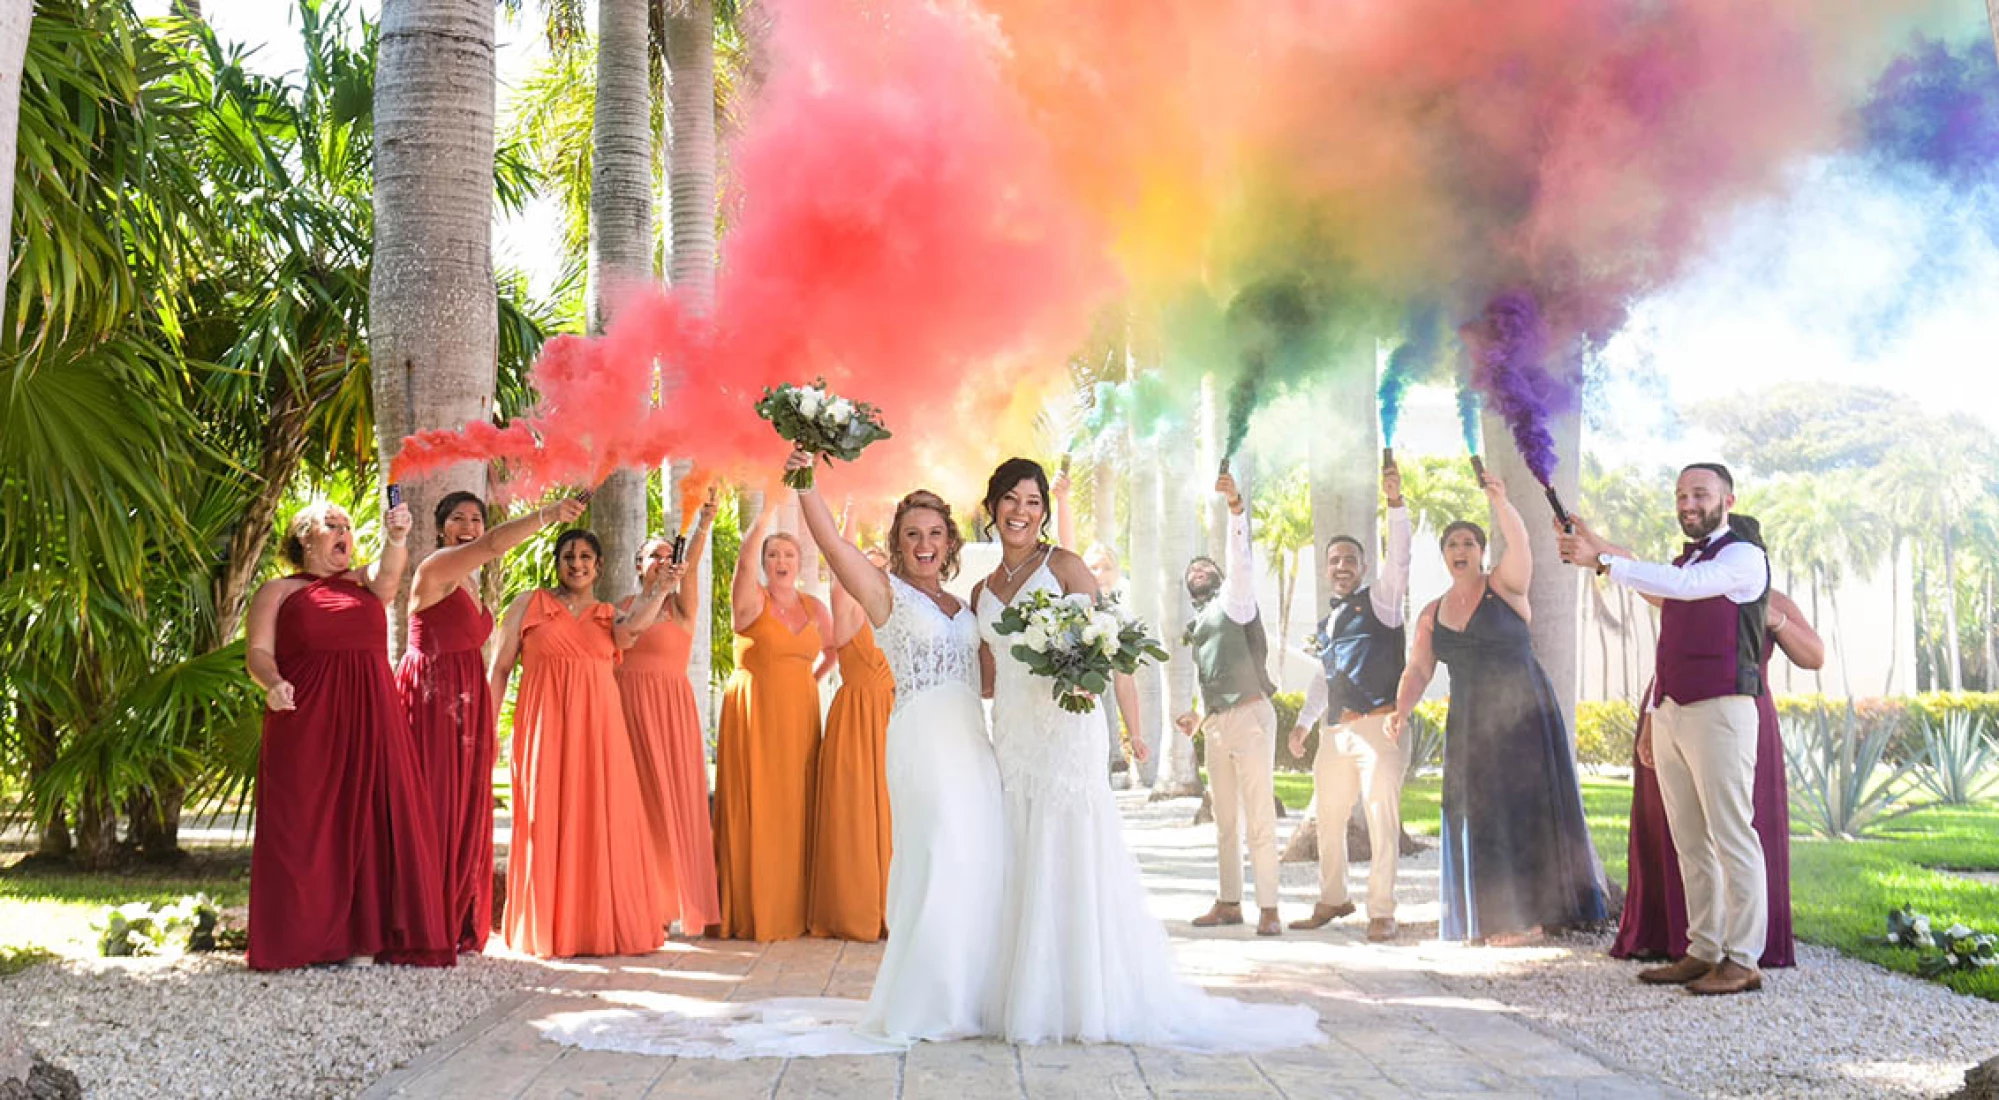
[{"xmin": 1607, "ymin": 525, "xmax": 1768, "ymax": 605}]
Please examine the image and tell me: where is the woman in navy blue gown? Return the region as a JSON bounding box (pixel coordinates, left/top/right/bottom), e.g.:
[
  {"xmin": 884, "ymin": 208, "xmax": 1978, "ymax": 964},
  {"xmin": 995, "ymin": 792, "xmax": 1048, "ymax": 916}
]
[{"xmin": 1390, "ymin": 470, "xmax": 1607, "ymax": 944}]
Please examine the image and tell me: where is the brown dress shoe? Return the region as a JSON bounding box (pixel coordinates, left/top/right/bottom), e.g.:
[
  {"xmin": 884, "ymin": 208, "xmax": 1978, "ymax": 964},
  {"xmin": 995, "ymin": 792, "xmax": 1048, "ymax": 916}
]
[
  {"xmin": 1287, "ymin": 901, "xmax": 1356, "ymax": 930},
  {"xmin": 1191, "ymin": 901, "xmax": 1244, "ymax": 927},
  {"xmin": 1637, "ymin": 956, "xmax": 1714, "ymax": 985},
  {"xmin": 1366, "ymin": 917, "xmax": 1397, "ymax": 943},
  {"xmin": 1687, "ymin": 960, "xmax": 1763, "ymax": 996},
  {"xmin": 1256, "ymin": 909, "xmax": 1282, "ymax": 936}
]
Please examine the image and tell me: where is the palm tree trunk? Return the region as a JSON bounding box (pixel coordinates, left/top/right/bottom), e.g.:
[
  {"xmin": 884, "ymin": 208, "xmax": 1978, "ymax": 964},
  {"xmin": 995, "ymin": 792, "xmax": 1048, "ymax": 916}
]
[
  {"xmin": 587, "ymin": 0, "xmax": 656, "ymax": 603},
  {"xmin": 1885, "ymin": 533, "xmax": 1902, "ymax": 695},
  {"xmin": 1983, "ymin": 571, "xmax": 1995, "ymax": 690},
  {"xmin": 1127, "ymin": 408, "xmax": 1163, "ymax": 788},
  {"xmin": 1153, "ymin": 431, "xmax": 1201, "ymax": 798},
  {"xmin": 1916, "ymin": 544, "xmax": 1933, "ymax": 691},
  {"xmin": 664, "ymin": 0, "xmax": 719, "ymax": 728},
  {"xmin": 371, "ymin": 0, "xmax": 497, "ymax": 655},
  {"xmin": 0, "ymin": 1, "xmax": 30, "ymax": 320},
  {"xmin": 1944, "ymin": 528, "xmax": 1965, "ymax": 691},
  {"xmin": 20, "ymin": 700, "xmax": 69, "ymax": 859},
  {"xmin": 1483, "ymin": 403, "xmax": 1584, "ymax": 737}
]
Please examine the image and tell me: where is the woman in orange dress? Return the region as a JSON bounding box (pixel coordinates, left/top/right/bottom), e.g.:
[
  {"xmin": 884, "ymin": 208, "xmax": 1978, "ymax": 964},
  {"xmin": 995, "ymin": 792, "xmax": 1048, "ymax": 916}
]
[
  {"xmin": 488, "ymin": 529, "xmax": 677, "ymax": 958},
  {"xmin": 617, "ymin": 488, "xmax": 723, "ymax": 936},
  {"xmin": 805, "ymin": 538, "xmax": 896, "ymax": 941},
  {"xmin": 714, "ymin": 504, "xmax": 838, "ymax": 941}
]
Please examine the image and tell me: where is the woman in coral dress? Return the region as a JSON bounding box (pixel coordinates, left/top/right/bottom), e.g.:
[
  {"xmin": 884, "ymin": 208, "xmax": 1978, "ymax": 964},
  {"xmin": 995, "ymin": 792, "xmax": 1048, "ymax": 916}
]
[
  {"xmin": 617, "ymin": 488, "xmax": 723, "ymax": 936},
  {"xmin": 489, "ymin": 529, "xmax": 677, "ymax": 958},
  {"xmin": 242, "ymin": 496, "xmax": 453, "ymax": 970},
  {"xmin": 714, "ymin": 504, "xmax": 838, "ymax": 942},
  {"xmin": 1613, "ymin": 588, "xmax": 1823, "ymax": 969},
  {"xmin": 806, "ymin": 535, "xmax": 896, "ymax": 942},
  {"xmin": 396, "ymin": 492, "xmax": 585, "ymax": 953}
]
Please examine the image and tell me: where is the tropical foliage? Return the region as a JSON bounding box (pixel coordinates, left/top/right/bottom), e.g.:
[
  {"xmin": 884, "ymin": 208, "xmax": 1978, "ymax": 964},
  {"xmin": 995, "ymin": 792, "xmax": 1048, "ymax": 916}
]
[{"xmin": 0, "ymin": 0, "xmax": 558, "ymax": 868}]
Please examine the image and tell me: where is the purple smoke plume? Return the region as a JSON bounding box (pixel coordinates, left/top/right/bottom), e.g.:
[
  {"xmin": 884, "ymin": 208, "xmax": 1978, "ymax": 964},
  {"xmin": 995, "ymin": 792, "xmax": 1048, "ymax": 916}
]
[
  {"xmin": 1462, "ymin": 291, "xmax": 1576, "ymax": 485},
  {"xmin": 1860, "ymin": 36, "xmax": 1999, "ymax": 192}
]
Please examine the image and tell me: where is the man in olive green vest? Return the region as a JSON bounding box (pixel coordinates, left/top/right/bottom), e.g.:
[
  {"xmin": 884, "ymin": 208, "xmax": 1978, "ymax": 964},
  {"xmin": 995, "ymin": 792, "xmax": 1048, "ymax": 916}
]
[{"xmin": 1177, "ymin": 470, "xmax": 1283, "ymax": 936}]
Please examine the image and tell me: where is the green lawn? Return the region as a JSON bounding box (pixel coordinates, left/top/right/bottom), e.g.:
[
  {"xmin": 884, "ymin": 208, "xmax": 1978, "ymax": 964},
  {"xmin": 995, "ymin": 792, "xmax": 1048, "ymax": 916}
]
[
  {"xmin": 1270, "ymin": 769, "xmax": 1999, "ymax": 999},
  {"xmin": 0, "ymin": 854, "xmax": 250, "ymax": 961}
]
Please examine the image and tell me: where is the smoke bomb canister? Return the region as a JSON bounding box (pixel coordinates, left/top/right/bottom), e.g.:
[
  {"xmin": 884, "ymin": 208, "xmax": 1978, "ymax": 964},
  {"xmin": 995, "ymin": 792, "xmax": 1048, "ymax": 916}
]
[
  {"xmin": 671, "ymin": 535, "xmax": 688, "ymax": 564},
  {"xmin": 386, "ymin": 483, "xmax": 403, "ymax": 509},
  {"xmin": 1469, "ymin": 455, "xmax": 1486, "ymax": 480}
]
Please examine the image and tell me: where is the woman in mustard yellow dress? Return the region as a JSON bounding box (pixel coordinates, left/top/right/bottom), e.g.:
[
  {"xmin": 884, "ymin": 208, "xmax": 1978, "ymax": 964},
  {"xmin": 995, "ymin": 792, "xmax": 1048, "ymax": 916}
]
[
  {"xmin": 806, "ymin": 540, "xmax": 896, "ymax": 941},
  {"xmin": 714, "ymin": 504, "xmax": 837, "ymax": 941}
]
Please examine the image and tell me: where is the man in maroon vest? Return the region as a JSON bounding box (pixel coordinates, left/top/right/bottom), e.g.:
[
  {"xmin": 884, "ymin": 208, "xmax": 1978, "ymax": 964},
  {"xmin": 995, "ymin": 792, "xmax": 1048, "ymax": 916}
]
[{"xmin": 1559, "ymin": 463, "xmax": 1770, "ymax": 996}]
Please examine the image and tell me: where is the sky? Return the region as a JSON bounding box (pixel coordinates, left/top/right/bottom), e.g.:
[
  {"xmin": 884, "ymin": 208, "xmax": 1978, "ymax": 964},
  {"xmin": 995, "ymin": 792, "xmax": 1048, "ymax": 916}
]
[{"xmin": 137, "ymin": 0, "xmax": 1999, "ymax": 475}]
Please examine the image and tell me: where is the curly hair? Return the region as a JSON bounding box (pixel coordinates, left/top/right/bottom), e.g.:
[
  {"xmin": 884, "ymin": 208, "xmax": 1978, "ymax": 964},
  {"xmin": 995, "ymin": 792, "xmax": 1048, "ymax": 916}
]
[
  {"xmin": 279, "ymin": 502, "xmax": 345, "ymax": 569},
  {"xmin": 888, "ymin": 490, "xmax": 965, "ymax": 582}
]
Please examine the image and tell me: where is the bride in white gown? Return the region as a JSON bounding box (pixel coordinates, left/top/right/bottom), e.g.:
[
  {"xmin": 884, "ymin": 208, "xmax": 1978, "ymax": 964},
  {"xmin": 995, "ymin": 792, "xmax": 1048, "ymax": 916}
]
[
  {"xmin": 539, "ymin": 464, "xmax": 1005, "ymax": 1057},
  {"xmin": 972, "ymin": 458, "xmax": 1322, "ymax": 1050}
]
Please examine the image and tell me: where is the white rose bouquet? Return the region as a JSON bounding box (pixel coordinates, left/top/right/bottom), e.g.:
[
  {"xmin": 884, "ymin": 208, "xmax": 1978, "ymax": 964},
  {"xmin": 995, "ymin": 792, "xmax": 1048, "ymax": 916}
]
[
  {"xmin": 992, "ymin": 589, "xmax": 1169, "ymax": 713},
  {"xmin": 755, "ymin": 378, "xmax": 893, "ymax": 489}
]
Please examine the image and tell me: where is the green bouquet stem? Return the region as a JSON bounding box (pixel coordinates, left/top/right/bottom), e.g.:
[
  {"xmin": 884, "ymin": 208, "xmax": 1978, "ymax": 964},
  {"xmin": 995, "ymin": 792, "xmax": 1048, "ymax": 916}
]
[{"xmin": 783, "ymin": 462, "xmax": 816, "ymax": 490}]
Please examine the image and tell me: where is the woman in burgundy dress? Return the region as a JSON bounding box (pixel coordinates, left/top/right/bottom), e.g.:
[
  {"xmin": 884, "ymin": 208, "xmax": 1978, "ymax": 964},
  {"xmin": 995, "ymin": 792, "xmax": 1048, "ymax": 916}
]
[
  {"xmin": 396, "ymin": 492, "xmax": 586, "ymax": 953},
  {"xmin": 1612, "ymin": 588, "xmax": 1824, "ymax": 968},
  {"xmin": 243, "ymin": 496, "xmax": 453, "ymax": 970}
]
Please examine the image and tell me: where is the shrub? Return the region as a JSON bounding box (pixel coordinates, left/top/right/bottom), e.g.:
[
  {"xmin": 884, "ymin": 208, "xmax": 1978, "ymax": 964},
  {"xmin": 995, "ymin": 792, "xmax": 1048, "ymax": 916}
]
[
  {"xmin": 93, "ymin": 894, "xmax": 220, "ymax": 957},
  {"xmin": 1913, "ymin": 711, "xmax": 1999, "ymax": 805},
  {"xmin": 1782, "ymin": 705, "xmax": 1920, "ymax": 840},
  {"xmin": 1575, "ymin": 700, "xmax": 1639, "ymax": 766}
]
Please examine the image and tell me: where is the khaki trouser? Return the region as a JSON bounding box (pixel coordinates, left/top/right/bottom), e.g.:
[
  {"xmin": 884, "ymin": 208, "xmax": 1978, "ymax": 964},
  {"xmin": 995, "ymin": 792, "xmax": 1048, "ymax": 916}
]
[
  {"xmin": 1653, "ymin": 695, "xmax": 1767, "ymax": 968},
  {"xmin": 1204, "ymin": 698, "xmax": 1280, "ymax": 910},
  {"xmin": 1312, "ymin": 711, "xmax": 1404, "ymax": 919}
]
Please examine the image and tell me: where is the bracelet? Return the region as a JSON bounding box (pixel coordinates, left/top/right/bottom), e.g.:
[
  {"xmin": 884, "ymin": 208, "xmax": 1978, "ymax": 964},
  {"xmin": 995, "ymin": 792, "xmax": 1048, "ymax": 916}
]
[{"xmin": 1771, "ymin": 614, "xmax": 1788, "ymax": 633}]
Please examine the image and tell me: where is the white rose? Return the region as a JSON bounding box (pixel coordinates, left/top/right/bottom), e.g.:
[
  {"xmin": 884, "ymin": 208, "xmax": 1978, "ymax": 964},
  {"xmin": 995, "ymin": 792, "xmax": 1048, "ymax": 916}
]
[
  {"xmin": 1023, "ymin": 626, "xmax": 1050, "ymax": 652},
  {"xmin": 1098, "ymin": 634, "xmax": 1119, "ymax": 657},
  {"xmin": 825, "ymin": 397, "xmax": 854, "ymax": 426},
  {"xmin": 795, "ymin": 387, "xmax": 824, "ymax": 418},
  {"xmin": 1091, "ymin": 612, "xmax": 1119, "ymax": 638},
  {"xmin": 1080, "ymin": 623, "xmax": 1102, "ymax": 645}
]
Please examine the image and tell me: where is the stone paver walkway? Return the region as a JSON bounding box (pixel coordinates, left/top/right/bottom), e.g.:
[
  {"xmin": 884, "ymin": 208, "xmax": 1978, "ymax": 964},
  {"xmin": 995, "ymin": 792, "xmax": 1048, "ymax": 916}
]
[{"xmin": 362, "ymin": 793, "xmax": 1686, "ymax": 1099}]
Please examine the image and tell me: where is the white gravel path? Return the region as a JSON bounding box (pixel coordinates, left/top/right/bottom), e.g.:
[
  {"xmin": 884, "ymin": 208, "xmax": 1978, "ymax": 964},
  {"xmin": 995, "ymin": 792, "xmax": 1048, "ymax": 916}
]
[
  {"xmin": 0, "ymin": 952, "xmax": 542, "ymax": 1099},
  {"xmin": 1420, "ymin": 928, "xmax": 1999, "ymax": 1099}
]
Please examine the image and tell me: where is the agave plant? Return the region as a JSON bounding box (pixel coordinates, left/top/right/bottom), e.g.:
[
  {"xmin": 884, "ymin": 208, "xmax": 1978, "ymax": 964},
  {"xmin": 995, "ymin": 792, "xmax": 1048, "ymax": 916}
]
[
  {"xmin": 1781, "ymin": 704, "xmax": 1920, "ymax": 840},
  {"xmin": 1913, "ymin": 711, "xmax": 1999, "ymax": 805}
]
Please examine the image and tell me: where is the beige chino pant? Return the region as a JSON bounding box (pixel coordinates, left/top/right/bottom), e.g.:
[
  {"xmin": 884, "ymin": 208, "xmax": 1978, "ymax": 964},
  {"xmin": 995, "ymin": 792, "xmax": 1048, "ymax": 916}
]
[
  {"xmin": 1204, "ymin": 698, "xmax": 1281, "ymax": 911},
  {"xmin": 1312, "ymin": 711, "xmax": 1404, "ymax": 919},
  {"xmin": 1653, "ymin": 695, "xmax": 1767, "ymax": 968}
]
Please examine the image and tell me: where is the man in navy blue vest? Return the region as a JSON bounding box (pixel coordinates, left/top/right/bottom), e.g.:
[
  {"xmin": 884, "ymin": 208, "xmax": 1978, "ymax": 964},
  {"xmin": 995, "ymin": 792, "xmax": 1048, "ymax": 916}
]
[
  {"xmin": 1287, "ymin": 462, "xmax": 1411, "ymax": 943},
  {"xmin": 1561, "ymin": 462, "xmax": 1770, "ymax": 996}
]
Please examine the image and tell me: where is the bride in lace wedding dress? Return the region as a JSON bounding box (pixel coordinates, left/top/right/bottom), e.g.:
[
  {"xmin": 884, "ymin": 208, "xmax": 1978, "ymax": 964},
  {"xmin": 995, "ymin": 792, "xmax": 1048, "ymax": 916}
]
[
  {"xmin": 972, "ymin": 458, "xmax": 1322, "ymax": 1050},
  {"xmin": 538, "ymin": 464, "xmax": 1004, "ymax": 1057}
]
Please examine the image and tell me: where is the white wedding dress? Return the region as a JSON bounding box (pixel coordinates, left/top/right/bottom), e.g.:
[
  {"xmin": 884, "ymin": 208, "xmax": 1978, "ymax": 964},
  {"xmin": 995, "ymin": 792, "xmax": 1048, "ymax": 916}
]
[
  {"xmin": 537, "ymin": 573, "xmax": 1006, "ymax": 1058},
  {"xmin": 976, "ymin": 559, "xmax": 1323, "ymax": 1050}
]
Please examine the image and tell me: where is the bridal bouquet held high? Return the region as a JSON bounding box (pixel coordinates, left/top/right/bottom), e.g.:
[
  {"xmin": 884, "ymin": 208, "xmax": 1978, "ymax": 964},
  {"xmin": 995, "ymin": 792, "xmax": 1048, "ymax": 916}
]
[
  {"xmin": 755, "ymin": 380, "xmax": 893, "ymax": 489},
  {"xmin": 991, "ymin": 589, "xmax": 1169, "ymax": 713}
]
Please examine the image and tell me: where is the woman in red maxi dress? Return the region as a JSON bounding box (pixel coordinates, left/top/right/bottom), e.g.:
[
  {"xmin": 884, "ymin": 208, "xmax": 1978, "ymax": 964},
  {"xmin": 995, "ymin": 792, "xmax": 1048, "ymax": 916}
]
[
  {"xmin": 396, "ymin": 492, "xmax": 586, "ymax": 953},
  {"xmin": 616, "ymin": 488, "xmax": 723, "ymax": 936},
  {"xmin": 242, "ymin": 497, "xmax": 453, "ymax": 970},
  {"xmin": 1611, "ymin": 588, "xmax": 1824, "ymax": 969},
  {"xmin": 489, "ymin": 529, "xmax": 678, "ymax": 957}
]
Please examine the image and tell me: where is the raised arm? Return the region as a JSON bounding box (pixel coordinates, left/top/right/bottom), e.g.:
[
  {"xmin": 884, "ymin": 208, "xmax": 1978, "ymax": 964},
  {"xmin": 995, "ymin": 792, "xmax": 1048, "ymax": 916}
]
[
  {"xmin": 1371, "ymin": 463, "xmax": 1412, "ymax": 626},
  {"xmin": 788, "ymin": 451, "xmax": 892, "ymax": 625},
  {"xmin": 412, "ymin": 497, "xmax": 587, "ymax": 612},
  {"xmin": 487, "ymin": 592, "xmax": 533, "ymax": 708},
  {"xmin": 732, "ymin": 497, "xmax": 775, "ymax": 633},
  {"xmin": 1216, "ymin": 470, "xmax": 1257, "ymax": 625},
  {"xmin": 361, "ymin": 500, "xmax": 414, "ymax": 604},
  {"xmin": 1485, "ymin": 473, "xmax": 1532, "ymax": 602},
  {"xmin": 1767, "ymin": 589, "xmax": 1826, "ymax": 671},
  {"xmin": 245, "ymin": 579, "xmax": 300, "ymax": 712},
  {"xmin": 1387, "ymin": 601, "xmax": 1441, "ymax": 741},
  {"xmin": 615, "ymin": 561, "xmax": 683, "ymax": 648},
  {"xmin": 666, "ymin": 487, "xmax": 720, "ymax": 624}
]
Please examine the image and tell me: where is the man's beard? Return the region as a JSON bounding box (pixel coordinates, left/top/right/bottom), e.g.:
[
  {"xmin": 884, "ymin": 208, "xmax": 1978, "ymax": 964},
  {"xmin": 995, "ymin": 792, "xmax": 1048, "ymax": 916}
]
[
  {"xmin": 1187, "ymin": 576, "xmax": 1221, "ymax": 604},
  {"xmin": 1679, "ymin": 505, "xmax": 1725, "ymax": 539}
]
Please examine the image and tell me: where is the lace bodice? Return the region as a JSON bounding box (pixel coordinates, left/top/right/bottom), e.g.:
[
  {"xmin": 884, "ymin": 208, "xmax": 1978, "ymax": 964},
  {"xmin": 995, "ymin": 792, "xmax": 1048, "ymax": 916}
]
[
  {"xmin": 877, "ymin": 574, "xmax": 981, "ymax": 713},
  {"xmin": 976, "ymin": 559, "xmax": 1108, "ymax": 800}
]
